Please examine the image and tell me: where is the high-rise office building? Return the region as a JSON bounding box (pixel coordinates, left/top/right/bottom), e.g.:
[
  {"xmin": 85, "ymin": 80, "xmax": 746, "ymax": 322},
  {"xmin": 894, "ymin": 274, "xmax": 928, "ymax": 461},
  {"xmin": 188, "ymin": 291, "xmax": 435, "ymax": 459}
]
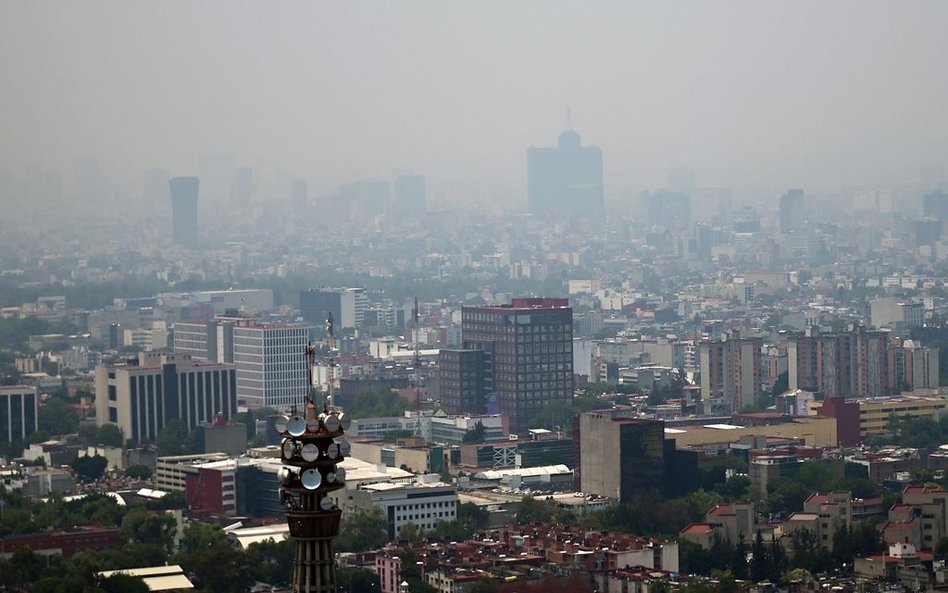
[
  {"xmin": 173, "ymin": 320, "xmax": 236, "ymax": 363},
  {"xmin": 458, "ymin": 298, "xmax": 573, "ymax": 432},
  {"xmin": 300, "ymin": 288, "xmax": 368, "ymax": 329},
  {"xmin": 292, "ymin": 179, "xmax": 308, "ymax": 217},
  {"xmin": 394, "ymin": 174, "xmax": 426, "ymax": 221},
  {"xmin": 578, "ymin": 412, "xmax": 665, "ymax": 502},
  {"xmin": 231, "ymin": 166, "xmax": 255, "ymax": 208},
  {"xmin": 169, "ymin": 176, "xmax": 199, "ymax": 247},
  {"xmin": 0, "ymin": 385, "xmax": 38, "ymax": 443},
  {"xmin": 233, "ymin": 323, "xmax": 310, "ymax": 409},
  {"xmin": 787, "ymin": 325, "xmax": 890, "ymax": 398},
  {"xmin": 438, "ymin": 349, "xmax": 486, "ymax": 414},
  {"xmin": 779, "ymin": 189, "xmax": 805, "ymax": 234},
  {"xmin": 647, "ymin": 190, "xmax": 691, "ymax": 231},
  {"xmin": 94, "ymin": 351, "xmax": 237, "ymax": 444},
  {"xmin": 699, "ymin": 332, "xmax": 763, "ymax": 412},
  {"xmin": 527, "ymin": 129, "xmax": 603, "ymax": 215}
]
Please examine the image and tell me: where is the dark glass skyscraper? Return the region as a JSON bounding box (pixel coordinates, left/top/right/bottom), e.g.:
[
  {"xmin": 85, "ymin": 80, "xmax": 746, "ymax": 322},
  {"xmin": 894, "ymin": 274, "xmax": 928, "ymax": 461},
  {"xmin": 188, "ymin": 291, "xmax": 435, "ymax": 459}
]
[
  {"xmin": 459, "ymin": 298, "xmax": 573, "ymax": 432},
  {"xmin": 170, "ymin": 176, "xmax": 199, "ymax": 247},
  {"xmin": 527, "ymin": 129, "xmax": 603, "ymax": 216}
]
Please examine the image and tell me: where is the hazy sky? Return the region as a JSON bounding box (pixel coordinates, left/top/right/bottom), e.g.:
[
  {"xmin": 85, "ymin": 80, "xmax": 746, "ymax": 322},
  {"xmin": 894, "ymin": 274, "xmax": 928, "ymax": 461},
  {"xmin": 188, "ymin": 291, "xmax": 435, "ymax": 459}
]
[{"xmin": 2, "ymin": 1, "xmax": 947, "ymax": 201}]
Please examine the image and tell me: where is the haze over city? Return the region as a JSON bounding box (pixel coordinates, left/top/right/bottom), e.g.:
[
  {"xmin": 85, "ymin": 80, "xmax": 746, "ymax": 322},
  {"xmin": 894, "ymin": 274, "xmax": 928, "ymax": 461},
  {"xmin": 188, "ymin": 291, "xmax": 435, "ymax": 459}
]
[
  {"xmin": 6, "ymin": 3, "xmax": 948, "ymax": 593},
  {"xmin": 3, "ymin": 0, "xmax": 948, "ymax": 210}
]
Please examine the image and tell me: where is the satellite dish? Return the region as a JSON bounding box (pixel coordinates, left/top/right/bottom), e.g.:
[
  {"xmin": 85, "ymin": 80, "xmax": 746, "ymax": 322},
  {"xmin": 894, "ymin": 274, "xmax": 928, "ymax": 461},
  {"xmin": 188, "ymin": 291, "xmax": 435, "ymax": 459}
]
[
  {"xmin": 319, "ymin": 496, "xmax": 334, "ymax": 511},
  {"xmin": 287, "ymin": 416, "xmax": 306, "ymax": 437},
  {"xmin": 301, "ymin": 443, "xmax": 319, "ymax": 462},
  {"xmin": 279, "ymin": 467, "xmax": 297, "ymax": 487},
  {"xmin": 335, "ymin": 467, "xmax": 346, "ymax": 482},
  {"xmin": 301, "ymin": 469, "xmax": 322, "ymax": 490},
  {"xmin": 282, "ymin": 439, "xmax": 296, "ymax": 460},
  {"xmin": 338, "ymin": 413, "xmax": 351, "ymax": 431},
  {"xmin": 306, "ymin": 417, "xmax": 320, "ymax": 432},
  {"xmin": 338, "ymin": 440, "xmax": 351, "ymax": 456},
  {"xmin": 326, "ymin": 443, "xmax": 340, "ymax": 459},
  {"xmin": 326, "ymin": 470, "xmax": 337, "ymax": 483},
  {"xmin": 324, "ymin": 414, "xmax": 341, "ymax": 433},
  {"xmin": 275, "ymin": 416, "xmax": 289, "ymax": 433}
]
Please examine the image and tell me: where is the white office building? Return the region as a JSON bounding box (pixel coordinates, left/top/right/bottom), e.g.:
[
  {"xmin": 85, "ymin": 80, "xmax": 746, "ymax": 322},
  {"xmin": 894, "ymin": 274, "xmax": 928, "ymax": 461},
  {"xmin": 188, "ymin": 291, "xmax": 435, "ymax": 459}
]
[{"xmin": 233, "ymin": 323, "xmax": 310, "ymax": 409}]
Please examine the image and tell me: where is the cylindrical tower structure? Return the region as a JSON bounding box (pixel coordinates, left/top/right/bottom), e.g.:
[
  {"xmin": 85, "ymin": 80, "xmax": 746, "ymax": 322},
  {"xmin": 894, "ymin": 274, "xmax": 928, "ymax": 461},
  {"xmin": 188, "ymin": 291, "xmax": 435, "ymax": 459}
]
[{"xmin": 278, "ymin": 344, "xmax": 350, "ymax": 593}]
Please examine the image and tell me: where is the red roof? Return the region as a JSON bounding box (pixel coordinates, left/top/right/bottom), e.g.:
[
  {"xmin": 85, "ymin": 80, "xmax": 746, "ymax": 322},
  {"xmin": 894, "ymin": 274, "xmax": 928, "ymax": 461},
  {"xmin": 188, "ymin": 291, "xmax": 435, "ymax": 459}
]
[{"xmin": 680, "ymin": 523, "xmax": 715, "ymax": 535}]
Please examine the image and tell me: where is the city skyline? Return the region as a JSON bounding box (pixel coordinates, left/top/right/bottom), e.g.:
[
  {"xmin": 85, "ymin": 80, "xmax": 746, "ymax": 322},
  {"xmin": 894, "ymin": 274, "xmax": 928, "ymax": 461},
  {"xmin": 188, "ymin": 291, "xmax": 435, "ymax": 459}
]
[{"xmin": 3, "ymin": 2, "xmax": 948, "ymax": 209}]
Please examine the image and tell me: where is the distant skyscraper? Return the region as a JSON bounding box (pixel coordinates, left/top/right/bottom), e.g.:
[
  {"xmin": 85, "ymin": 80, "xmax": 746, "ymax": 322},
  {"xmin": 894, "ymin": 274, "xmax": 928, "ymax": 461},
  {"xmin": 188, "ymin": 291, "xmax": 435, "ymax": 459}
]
[
  {"xmin": 459, "ymin": 298, "xmax": 573, "ymax": 432},
  {"xmin": 231, "ymin": 166, "xmax": 255, "ymax": 208},
  {"xmin": 300, "ymin": 288, "xmax": 368, "ymax": 329},
  {"xmin": 170, "ymin": 176, "xmax": 199, "ymax": 247},
  {"xmin": 923, "ymin": 191, "xmax": 948, "ymax": 221},
  {"xmin": 394, "ymin": 174, "xmax": 426, "ymax": 221},
  {"xmin": 143, "ymin": 168, "xmax": 170, "ymax": 215},
  {"xmin": 292, "ymin": 179, "xmax": 309, "ymax": 217},
  {"xmin": 647, "ymin": 190, "xmax": 691, "ymax": 231},
  {"xmin": 779, "ymin": 189, "xmax": 805, "ymax": 234},
  {"xmin": 527, "ymin": 128, "xmax": 603, "ymax": 215}
]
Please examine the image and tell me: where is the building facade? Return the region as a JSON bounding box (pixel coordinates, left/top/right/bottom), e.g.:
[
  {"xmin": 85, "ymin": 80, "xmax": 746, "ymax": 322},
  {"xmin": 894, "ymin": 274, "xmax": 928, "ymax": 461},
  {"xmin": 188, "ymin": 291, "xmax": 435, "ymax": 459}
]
[
  {"xmin": 0, "ymin": 385, "xmax": 38, "ymax": 444},
  {"xmin": 459, "ymin": 298, "xmax": 573, "ymax": 433},
  {"xmin": 788, "ymin": 325, "xmax": 890, "ymax": 398},
  {"xmin": 527, "ymin": 129, "xmax": 603, "ymax": 216},
  {"xmin": 578, "ymin": 412, "xmax": 665, "ymax": 502},
  {"xmin": 94, "ymin": 352, "xmax": 237, "ymax": 444},
  {"xmin": 232, "ymin": 323, "xmax": 309, "ymax": 409},
  {"xmin": 698, "ymin": 332, "xmax": 762, "ymax": 412},
  {"xmin": 169, "ymin": 176, "xmax": 199, "ymax": 247},
  {"xmin": 300, "ymin": 288, "xmax": 368, "ymax": 329}
]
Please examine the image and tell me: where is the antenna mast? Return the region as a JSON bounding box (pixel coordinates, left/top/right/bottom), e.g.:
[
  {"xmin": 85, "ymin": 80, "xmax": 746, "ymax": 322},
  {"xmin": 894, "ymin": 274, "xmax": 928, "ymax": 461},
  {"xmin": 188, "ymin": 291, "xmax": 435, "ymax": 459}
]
[
  {"xmin": 413, "ymin": 297, "xmax": 421, "ymax": 437},
  {"xmin": 325, "ymin": 311, "xmax": 336, "ymax": 411}
]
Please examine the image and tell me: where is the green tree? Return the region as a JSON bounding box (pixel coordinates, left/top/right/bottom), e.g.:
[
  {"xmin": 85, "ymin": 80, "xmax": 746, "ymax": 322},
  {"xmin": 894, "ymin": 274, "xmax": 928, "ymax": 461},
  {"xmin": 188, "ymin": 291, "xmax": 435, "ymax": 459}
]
[
  {"xmin": 337, "ymin": 566, "xmax": 381, "ymax": 593},
  {"xmin": 96, "ymin": 423, "xmax": 124, "ymax": 447},
  {"xmin": 126, "ymin": 464, "xmax": 153, "ymax": 480},
  {"xmin": 38, "ymin": 397, "xmax": 79, "ymax": 435},
  {"xmin": 99, "ymin": 573, "xmax": 151, "ymax": 593},
  {"xmin": 462, "ymin": 421, "xmax": 486, "ymax": 444},
  {"xmin": 155, "ymin": 419, "xmax": 196, "ymax": 455},
  {"xmin": 120, "ymin": 507, "xmax": 177, "ymax": 554},
  {"xmin": 246, "ymin": 538, "xmax": 295, "ymax": 587},
  {"xmin": 335, "ymin": 508, "xmax": 391, "ymax": 552},
  {"xmin": 70, "ymin": 454, "xmax": 108, "ymax": 482},
  {"xmin": 516, "ymin": 496, "xmax": 555, "ymax": 524}
]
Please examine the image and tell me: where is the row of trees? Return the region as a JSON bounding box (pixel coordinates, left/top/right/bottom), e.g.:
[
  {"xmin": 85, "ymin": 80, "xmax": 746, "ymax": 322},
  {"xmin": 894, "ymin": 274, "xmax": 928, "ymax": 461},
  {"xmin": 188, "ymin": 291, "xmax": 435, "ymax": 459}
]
[{"xmin": 681, "ymin": 523, "xmax": 882, "ymax": 584}]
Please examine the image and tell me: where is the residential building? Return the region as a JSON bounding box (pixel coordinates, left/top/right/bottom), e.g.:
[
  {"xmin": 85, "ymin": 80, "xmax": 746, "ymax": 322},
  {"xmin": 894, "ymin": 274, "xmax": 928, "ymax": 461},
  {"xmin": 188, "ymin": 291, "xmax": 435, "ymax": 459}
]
[
  {"xmin": 94, "ymin": 351, "xmax": 237, "ymax": 444},
  {"xmin": 788, "ymin": 325, "xmax": 890, "ymax": 398},
  {"xmin": 698, "ymin": 332, "xmax": 762, "ymax": 412}
]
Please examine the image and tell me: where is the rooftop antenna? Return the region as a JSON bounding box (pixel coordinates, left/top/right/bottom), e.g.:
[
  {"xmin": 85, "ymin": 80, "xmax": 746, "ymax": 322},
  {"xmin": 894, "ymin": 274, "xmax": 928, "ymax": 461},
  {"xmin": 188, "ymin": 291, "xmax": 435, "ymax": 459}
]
[
  {"xmin": 326, "ymin": 311, "xmax": 336, "ymax": 412},
  {"xmin": 304, "ymin": 340, "xmax": 316, "ymax": 409},
  {"xmin": 412, "ymin": 297, "xmax": 422, "ymax": 437}
]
